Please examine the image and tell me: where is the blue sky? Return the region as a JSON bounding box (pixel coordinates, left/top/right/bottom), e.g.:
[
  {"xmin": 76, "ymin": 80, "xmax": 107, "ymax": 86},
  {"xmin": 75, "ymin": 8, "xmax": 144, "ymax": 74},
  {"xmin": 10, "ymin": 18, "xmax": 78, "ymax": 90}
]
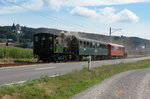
[{"xmin": 0, "ymin": 0, "xmax": 150, "ymax": 40}]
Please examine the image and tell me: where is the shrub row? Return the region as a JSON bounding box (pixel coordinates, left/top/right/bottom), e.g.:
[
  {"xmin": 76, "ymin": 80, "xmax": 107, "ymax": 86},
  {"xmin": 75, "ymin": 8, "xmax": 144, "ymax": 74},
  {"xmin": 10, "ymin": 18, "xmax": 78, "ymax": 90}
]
[{"xmin": 0, "ymin": 46, "xmax": 34, "ymax": 59}]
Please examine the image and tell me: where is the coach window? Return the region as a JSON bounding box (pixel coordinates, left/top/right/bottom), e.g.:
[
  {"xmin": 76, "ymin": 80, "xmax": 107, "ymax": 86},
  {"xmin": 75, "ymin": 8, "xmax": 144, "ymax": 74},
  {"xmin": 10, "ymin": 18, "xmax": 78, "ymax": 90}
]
[
  {"xmin": 111, "ymin": 46, "xmax": 114, "ymax": 50},
  {"xmin": 80, "ymin": 41, "xmax": 82, "ymax": 46},
  {"xmin": 102, "ymin": 45, "xmax": 104, "ymax": 49},
  {"xmin": 92, "ymin": 42, "xmax": 95, "ymax": 48},
  {"xmin": 99, "ymin": 44, "xmax": 101, "ymax": 48},
  {"xmin": 87, "ymin": 42, "xmax": 89, "ymax": 47},
  {"xmin": 83, "ymin": 41, "xmax": 86, "ymax": 47},
  {"xmin": 104, "ymin": 45, "xmax": 106, "ymax": 49},
  {"xmin": 103, "ymin": 45, "xmax": 105, "ymax": 49},
  {"xmin": 95, "ymin": 43, "xmax": 97, "ymax": 48},
  {"xmin": 90, "ymin": 42, "xmax": 92, "ymax": 47},
  {"xmin": 120, "ymin": 47, "xmax": 123, "ymax": 50},
  {"xmin": 97, "ymin": 43, "xmax": 100, "ymax": 48}
]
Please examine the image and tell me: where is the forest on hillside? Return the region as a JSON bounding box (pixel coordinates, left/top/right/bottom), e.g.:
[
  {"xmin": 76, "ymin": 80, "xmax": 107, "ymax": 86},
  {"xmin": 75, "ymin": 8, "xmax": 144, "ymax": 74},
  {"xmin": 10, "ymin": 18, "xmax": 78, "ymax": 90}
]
[{"xmin": 0, "ymin": 25, "xmax": 150, "ymax": 54}]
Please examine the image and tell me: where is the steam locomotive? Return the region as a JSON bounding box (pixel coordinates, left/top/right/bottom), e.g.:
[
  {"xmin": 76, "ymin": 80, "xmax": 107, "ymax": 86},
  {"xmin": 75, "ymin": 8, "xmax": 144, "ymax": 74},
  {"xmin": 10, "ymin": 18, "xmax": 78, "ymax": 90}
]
[{"xmin": 33, "ymin": 32, "xmax": 127, "ymax": 62}]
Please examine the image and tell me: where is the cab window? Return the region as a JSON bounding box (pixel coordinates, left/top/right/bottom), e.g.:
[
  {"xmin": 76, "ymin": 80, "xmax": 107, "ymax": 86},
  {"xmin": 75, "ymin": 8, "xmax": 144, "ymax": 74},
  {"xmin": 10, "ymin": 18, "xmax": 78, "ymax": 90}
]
[{"xmin": 35, "ymin": 36, "xmax": 38, "ymax": 42}]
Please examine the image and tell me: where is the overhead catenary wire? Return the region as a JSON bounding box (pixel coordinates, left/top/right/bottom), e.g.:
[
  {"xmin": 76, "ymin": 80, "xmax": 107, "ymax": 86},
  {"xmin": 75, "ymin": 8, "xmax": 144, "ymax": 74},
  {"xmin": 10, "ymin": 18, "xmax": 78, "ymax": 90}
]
[{"xmin": 2, "ymin": 0, "xmax": 102, "ymax": 33}]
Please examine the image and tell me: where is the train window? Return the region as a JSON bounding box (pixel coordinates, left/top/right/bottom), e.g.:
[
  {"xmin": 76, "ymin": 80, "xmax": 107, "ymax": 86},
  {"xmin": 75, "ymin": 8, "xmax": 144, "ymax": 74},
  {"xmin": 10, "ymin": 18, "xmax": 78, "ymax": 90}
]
[
  {"xmin": 102, "ymin": 45, "xmax": 104, "ymax": 49},
  {"xmin": 119, "ymin": 47, "xmax": 123, "ymax": 50},
  {"xmin": 42, "ymin": 37, "xmax": 46, "ymax": 41},
  {"xmin": 92, "ymin": 43, "xmax": 95, "ymax": 48},
  {"xmin": 97, "ymin": 43, "xmax": 100, "ymax": 48},
  {"xmin": 80, "ymin": 41, "xmax": 82, "ymax": 46},
  {"xmin": 101, "ymin": 45, "xmax": 103, "ymax": 48},
  {"xmin": 56, "ymin": 38, "xmax": 58, "ymax": 44},
  {"xmin": 84, "ymin": 41, "xmax": 86, "ymax": 47},
  {"xmin": 90, "ymin": 43, "xmax": 92, "ymax": 47},
  {"xmin": 35, "ymin": 36, "xmax": 38, "ymax": 42},
  {"xmin": 104, "ymin": 45, "xmax": 106, "ymax": 49},
  {"xmin": 111, "ymin": 46, "xmax": 114, "ymax": 49},
  {"xmin": 87, "ymin": 42, "xmax": 89, "ymax": 47},
  {"xmin": 49, "ymin": 37, "xmax": 52, "ymax": 40},
  {"xmin": 99, "ymin": 44, "xmax": 101, "ymax": 48}
]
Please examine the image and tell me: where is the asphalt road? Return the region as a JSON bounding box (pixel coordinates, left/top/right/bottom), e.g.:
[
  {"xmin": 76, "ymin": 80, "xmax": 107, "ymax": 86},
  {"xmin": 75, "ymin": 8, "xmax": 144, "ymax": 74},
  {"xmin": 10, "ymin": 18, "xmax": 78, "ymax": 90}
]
[
  {"xmin": 72, "ymin": 68, "xmax": 150, "ymax": 99},
  {"xmin": 0, "ymin": 57, "xmax": 150, "ymax": 85}
]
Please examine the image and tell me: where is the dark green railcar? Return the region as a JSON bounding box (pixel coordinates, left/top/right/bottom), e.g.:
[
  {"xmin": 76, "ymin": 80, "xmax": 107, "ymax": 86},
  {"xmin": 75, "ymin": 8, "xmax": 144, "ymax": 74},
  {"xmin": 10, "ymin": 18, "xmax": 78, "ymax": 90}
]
[{"xmin": 72, "ymin": 37, "xmax": 109, "ymax": 59}]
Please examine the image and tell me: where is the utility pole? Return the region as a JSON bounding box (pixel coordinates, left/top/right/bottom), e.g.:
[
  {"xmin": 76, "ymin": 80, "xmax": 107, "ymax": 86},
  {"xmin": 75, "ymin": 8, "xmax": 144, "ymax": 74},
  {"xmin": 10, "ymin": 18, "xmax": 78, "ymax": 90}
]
[
  {"xmin": 88, "ymin": 55, "xmax": 91, "ymax": 70},
  {"xmin": 109, "ymin": 27, "xmax": 122, "ymax": 37},
  {"xmin": 109, "ymin": 27, "xmax": 111, "ymax": 36}
]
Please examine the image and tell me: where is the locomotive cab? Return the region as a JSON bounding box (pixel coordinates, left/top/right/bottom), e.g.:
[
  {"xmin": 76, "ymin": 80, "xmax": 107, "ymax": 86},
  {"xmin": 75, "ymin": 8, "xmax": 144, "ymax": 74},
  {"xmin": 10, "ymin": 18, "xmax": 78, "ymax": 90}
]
[
  {"xmin": 33, "ymin": 33, "xmax": 56, "ymax": 61},
  {"xmin": 33, "ymin": 32, "xmax": 72, "ymax": 62}
]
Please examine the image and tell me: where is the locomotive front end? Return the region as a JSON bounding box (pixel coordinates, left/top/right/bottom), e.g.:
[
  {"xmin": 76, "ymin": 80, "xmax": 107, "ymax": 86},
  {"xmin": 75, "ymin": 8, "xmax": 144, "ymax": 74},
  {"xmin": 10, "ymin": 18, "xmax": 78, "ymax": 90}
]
[{"xmin": 33, "ymin": 33, "xmax": 56, "ymax": 62}]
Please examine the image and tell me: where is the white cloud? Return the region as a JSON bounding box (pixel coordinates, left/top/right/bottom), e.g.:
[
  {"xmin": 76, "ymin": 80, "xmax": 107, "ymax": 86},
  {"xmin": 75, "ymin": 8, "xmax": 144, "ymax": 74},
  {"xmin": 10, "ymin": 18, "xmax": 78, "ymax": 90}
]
[
  {"xmin": 70, "ymin": 7, "xmax": 139, "ymax": 23},
  {"xmin": 61, "ymin": 0, "xmax": 150, "ymax": 7},
  {"xmin": 41, "ymin": 0, "xmax": 150, "ymax": 10},
  {"xmin": 1, "ymin": 0, "xmax": 150, "ymax": 14},
  {"xmin": 22, "ymin": 0, "xmax": 43, "ymax": 10},
  {"xmin": 116, "ymin": 9, "xmax": 139, "ymax": 23},
  {"xmin": 48, "ymin": 0, "xmax": 62, "ymax": 11},
  {"xmin": 99, "ymin": 7, "xmax": 139, "ymax": 23},
  {"xmin": 43, "ymin": 0, "xmax": 62, "ymax": 11},
  {"xmin": 70, "ymin": 6, "xmax": 99, "ymax": 17},
  {"xmin": 0, "ymin": 6, "xmax": 24, "ymax": 14},
  {"xmin": 0, "ymin": 0, "xmax": 43, "ymax": 14}
]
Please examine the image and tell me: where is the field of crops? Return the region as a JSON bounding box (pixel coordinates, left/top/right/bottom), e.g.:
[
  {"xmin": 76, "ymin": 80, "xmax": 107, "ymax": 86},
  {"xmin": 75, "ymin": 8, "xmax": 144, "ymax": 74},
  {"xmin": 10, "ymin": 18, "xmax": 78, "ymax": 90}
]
[{"xmin": 0, "ymin": 46, "xmax": 34, "ymax": 59}]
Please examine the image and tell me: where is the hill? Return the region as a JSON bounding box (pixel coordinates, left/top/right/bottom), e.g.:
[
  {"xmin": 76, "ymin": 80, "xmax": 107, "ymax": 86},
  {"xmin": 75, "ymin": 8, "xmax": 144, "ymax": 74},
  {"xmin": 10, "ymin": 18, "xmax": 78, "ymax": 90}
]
[{"xmin": 0, "ymin": 25, "xmax": 150, "ymax": 55}]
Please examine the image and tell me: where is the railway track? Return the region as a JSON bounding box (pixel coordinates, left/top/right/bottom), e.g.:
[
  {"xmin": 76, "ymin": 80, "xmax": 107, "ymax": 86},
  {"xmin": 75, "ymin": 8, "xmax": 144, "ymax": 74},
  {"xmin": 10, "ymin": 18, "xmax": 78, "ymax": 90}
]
[{"xmin": 0, "ymin": 55, "xmax": 149, "ymax": 68}]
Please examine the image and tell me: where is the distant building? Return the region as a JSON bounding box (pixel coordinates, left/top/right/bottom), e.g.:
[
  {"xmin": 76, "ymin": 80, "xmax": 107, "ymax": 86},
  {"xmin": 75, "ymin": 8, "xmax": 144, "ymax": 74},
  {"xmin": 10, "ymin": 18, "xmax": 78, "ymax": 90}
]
[
  {"xmin": 0, "ymin": 39, "xmax": 16, "ymax": 47},
  {"xmin": 15, "ymin": 24, "xmax": 22, "ymax": 33}
]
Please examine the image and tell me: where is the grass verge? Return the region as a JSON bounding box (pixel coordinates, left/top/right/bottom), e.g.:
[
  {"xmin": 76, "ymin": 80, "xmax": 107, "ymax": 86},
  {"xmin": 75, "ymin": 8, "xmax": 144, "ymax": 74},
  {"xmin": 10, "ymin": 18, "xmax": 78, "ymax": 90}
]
[
  {"xmin": 0, "ymin": 58, "xmax": 38, "ymax": 64},
  {"xmin": 1, "ymin": 60, "xmax": 150, "ymax": 99}
]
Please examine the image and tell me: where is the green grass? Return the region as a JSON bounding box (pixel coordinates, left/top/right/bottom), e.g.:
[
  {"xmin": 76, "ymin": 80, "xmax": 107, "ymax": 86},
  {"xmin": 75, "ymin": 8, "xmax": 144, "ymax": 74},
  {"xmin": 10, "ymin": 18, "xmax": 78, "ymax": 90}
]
[
  {"xmin": 1, "ymin": 60, "xmax": 150, "ymax": 99},
  {"xmin": 0, "ymin": 46, "xmax": 34, "ymax": 59},
  {"xmin": 0, "ymin": 58, "xmax": 38, "ymax": 64}
]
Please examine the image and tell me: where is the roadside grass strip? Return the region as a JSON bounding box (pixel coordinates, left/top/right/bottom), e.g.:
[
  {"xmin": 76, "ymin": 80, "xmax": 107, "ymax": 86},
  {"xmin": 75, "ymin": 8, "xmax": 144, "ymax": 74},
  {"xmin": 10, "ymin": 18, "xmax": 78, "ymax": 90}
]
[{"xmin": 1, "ymin": 60, "xmax": 150, "ymax": 99}]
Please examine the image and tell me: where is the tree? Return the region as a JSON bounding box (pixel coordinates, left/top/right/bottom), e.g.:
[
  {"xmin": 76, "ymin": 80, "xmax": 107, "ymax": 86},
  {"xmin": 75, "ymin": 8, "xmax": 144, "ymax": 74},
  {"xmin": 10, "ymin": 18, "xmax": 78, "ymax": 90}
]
[{"xmin": 11, "ymin": 23, "xmax": 15, "ymax": 32}]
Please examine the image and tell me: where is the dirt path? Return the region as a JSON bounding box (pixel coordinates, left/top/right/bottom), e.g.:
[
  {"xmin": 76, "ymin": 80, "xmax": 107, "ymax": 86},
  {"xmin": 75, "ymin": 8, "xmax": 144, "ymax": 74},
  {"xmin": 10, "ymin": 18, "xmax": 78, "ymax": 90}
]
[{"xmin": 72, "ymin": 68, "xmax": 150, "ymax": 99}]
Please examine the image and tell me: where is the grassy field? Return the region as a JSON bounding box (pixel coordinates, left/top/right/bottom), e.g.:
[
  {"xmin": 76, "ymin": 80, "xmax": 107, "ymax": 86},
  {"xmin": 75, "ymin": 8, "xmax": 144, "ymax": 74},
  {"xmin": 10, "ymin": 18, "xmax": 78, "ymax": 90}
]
[
  {"xmin": 0, "ymin": 46, "xmax": 36, "ymax": 63},
  {"xmin": 1, "ymin": 60, "xmax": 150, "ymax": 99},
  {"xmin": 0, "ymin": 46, "xmax": 34, "ymax": 59}
]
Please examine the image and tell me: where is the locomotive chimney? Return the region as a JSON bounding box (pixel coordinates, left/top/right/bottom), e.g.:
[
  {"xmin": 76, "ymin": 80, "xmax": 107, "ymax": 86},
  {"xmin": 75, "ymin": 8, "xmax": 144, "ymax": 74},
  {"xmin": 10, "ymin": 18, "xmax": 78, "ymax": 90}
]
[{"xmin": 60, "ymin": 31, "xmax": 65, "ymax": 38}]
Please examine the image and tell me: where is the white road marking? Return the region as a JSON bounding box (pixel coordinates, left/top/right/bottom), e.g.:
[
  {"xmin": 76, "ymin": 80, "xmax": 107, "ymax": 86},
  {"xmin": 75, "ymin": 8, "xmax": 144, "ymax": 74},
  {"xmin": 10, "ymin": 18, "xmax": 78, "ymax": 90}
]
[
  {"xmin": 0, "ymin": 65, "xmax": 37, "ymax": 70},
  {"xmin": 35, "ymin": 67, "xmax": 56, "ymax": 71},
  {"xmin": 3, "ymin": 74, "xmax": 59, "ymax": 85},
  {"xmin": 4, "ymin": 80, "xmax": 27, "ymax": 85}
]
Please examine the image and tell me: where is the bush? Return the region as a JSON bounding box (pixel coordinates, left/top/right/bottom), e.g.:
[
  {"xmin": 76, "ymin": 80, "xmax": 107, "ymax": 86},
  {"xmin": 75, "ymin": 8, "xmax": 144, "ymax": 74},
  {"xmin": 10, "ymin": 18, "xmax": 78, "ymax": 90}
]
[{"xmin": 0, "ymin": 46, "xmax": 34, "ymax": 59}]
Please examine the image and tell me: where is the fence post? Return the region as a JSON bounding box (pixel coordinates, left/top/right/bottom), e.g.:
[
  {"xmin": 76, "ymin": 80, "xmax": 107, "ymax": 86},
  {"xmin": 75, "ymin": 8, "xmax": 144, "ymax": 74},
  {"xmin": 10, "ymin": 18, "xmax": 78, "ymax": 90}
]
[{"xmin": 88, "ymin": 55, "xmax": 91, "ymax": 69}]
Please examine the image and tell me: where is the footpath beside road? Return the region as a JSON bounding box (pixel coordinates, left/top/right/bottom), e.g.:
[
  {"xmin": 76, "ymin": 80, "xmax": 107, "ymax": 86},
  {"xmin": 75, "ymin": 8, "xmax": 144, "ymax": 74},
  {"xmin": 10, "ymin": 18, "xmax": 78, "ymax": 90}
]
[{"xmin": 72, "ymin": 65, "xmax": 150, "ymax": 99}]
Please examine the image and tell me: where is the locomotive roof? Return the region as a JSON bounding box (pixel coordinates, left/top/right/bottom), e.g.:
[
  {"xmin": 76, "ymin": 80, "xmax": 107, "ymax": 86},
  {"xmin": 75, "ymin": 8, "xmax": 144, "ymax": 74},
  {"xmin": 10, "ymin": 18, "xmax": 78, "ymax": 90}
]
[
  {"xmin": 77, "ymin": 37, "xmax": 108, "ymax": 45},
  {"xmin": 34, "ymin": 32, "xmax": 61, "ymax": 36}
]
